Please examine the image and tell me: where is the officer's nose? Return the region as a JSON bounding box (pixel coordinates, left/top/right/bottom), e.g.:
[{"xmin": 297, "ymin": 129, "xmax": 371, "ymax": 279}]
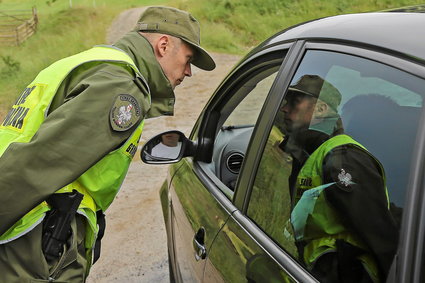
[
  {"xmin": 185, "ymin": 63, "xmax": 192, "ymax": 77},
  {"xmin": 281, "ymin": 99, "xmax": 289, "ymax": 113}
]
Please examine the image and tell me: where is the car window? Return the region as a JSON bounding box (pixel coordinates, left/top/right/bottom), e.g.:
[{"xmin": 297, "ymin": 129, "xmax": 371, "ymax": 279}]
[
  {"xmin": 208, "ymin": 52, "xmax": 286, "ymax": 197},
  {"xmin": 223, "ymin": 72, "xmax": 277, "ymax": 126},
  {"xmin": 247, "ymin": 50, "xmax": 425, "ymax": 282}
]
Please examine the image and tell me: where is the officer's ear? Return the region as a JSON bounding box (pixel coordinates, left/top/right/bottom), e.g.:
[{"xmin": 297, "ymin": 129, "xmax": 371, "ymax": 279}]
[
  {"xmin": 314, "ymin": 100, "xmax": 329, "ymax": 118},
  {"xmin": 156, "ymin": 35, "xmax": 171, "ymax": 57}
]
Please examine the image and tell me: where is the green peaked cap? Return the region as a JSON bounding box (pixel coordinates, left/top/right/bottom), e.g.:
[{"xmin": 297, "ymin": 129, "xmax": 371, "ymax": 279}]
[
  {"xmin": 134, "ymin": 6, "xmax": 216, "ymax": 71},
  {"xmin": 289, "ymin": 75, "xmax": 342, "ymax": 111}
]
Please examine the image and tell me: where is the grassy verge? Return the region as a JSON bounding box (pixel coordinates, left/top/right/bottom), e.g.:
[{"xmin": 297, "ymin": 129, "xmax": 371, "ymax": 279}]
[
  {"xmin": 0, "ymin": 7, "xmax": 112, "ymax": 107},
  {"xmin": 0, "ymin": 0, "xmax": 166, "ymax": 114},
  {"xmin": 168, "ymin": 0, "xmax": 424, "ymax": 54}
]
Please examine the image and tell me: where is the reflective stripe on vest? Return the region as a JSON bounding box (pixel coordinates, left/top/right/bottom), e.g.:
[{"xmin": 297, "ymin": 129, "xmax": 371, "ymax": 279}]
[
  {"xmin": 0, "ymin": 46, "xmax": 148, "ymax": 256},
  {"xmin": 291, "ymin": 134, "xmax": 386, "ymax": 282}
]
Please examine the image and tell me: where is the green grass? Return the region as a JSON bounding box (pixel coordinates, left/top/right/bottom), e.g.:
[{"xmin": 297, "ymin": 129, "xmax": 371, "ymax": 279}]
[
  {"xmin": 0, "ymin": 0, "xmax": 166, "ymax": 113},
  {"xmin": 168, "ymin": 0, "xmax": 425, "ymax": 54},
  {"xmin": 0, "ymin": 8, "xmax": 109, "ymax": 106},
  {"xmin": 0, "ymin": 0, "xmax": 423, "ymax": 116}
]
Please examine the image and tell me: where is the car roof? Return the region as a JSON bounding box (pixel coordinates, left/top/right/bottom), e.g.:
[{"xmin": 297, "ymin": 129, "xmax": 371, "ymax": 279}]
[{"xmin": 262, "ymin": 11, "xmax": 425, "ymax": 61}]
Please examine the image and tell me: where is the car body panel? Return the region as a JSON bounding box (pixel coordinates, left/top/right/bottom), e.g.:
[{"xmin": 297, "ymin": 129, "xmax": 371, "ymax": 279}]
[
  {"xmin": 166, "ymin": 159, "xmax": 235, "ymax": 281},
  {"xmin": 204, "ymin": 213, "xmax": 297, "ymax": 283},
  {"xmin": 258, "ymin": 13, "xmax": 425, "ymax": 62}
]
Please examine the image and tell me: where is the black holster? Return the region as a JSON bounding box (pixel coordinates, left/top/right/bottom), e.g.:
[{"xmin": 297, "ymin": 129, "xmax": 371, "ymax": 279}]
[
  {"xmin": 93, "ymin": 210, "xmax": 106, "ymax": 265},
  {"xmin": 42, "ymin": 190, "xmax": 83, "ymax": 261}
]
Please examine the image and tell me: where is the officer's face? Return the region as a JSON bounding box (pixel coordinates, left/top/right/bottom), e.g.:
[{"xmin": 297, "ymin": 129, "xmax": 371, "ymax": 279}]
[
  {"xmin": 281, "ymin": 92, "xmax": 316, "ymax": 133},
  {"xmin": 160, "ymin": 37, "xmax": 194, "ymax": 89},
  {"xmin": 161, "ymin": 133, "xmax": 180, "ymax": 147}
]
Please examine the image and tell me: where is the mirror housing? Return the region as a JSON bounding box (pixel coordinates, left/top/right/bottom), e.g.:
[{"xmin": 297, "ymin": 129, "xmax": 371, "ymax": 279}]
[{"xmin": 140, "ymin": 130, "xmax": 195, "ymax": 164}]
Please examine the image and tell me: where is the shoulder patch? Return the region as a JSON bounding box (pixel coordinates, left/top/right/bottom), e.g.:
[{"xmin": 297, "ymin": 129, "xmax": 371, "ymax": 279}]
[{"xmin": 110, "ymin": 94, "xmax": 141, "ymax": 131}]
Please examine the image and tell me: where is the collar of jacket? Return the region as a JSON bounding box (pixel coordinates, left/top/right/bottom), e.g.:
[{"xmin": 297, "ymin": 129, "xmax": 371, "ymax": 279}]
[{"xmin": 114, "ymin": 31, "xmax": 175, "ymax": 118}]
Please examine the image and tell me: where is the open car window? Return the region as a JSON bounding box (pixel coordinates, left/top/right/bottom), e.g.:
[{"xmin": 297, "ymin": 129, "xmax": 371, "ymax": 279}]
[
  {"xmin": 203, "ymin": 51, "xmax": 287, "ymax": 198},
  {"xmin": 212, "ymin": 68, "xmax": 279, "ymax": 197}
]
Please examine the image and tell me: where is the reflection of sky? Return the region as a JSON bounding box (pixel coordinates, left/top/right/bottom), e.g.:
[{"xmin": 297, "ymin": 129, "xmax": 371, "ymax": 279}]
[
  {"xmin": 290, "ymin": 50, "xmax": 424, "ymax": 111},
  {"xmin": 327, "ymin": 66, "xmax": 422, "ymax": 108}
]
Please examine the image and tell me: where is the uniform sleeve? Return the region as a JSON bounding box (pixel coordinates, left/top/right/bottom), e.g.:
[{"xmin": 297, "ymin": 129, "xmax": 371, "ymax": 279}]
[
  {"xmin": 0, "ymin": 64, "xmax": 150, "ymax": 235},
  {"xmin": 322, "ymin": 145, "xmax": 399, "ymax": 279}
]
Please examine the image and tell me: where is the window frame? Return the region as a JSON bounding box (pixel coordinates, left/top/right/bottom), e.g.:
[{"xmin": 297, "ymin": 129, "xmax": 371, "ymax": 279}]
[{"xmin": 189, "ymin": 43, "xmax": 293, "ymax": 208}]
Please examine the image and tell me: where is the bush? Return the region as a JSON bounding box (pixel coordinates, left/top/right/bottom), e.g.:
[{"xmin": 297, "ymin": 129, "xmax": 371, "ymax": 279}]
[{"xmin": 0, "ymin": 56, "xmax": 21, "ymax": 78}]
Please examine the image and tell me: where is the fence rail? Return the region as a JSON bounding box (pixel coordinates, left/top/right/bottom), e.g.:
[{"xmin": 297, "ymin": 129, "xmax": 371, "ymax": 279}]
[{"xmin": 0, "ymin": 7, "xmax": 38, "ymax": 46}]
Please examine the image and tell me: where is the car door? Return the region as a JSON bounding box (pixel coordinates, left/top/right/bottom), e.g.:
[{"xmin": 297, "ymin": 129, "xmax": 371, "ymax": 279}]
[
  {"xmin": 167, "ymin": 45, "xmax": 291, "ymax": 282},
  {"xmin": 205, "ymin": 42, "xmax": 425, "ymax": 282}
]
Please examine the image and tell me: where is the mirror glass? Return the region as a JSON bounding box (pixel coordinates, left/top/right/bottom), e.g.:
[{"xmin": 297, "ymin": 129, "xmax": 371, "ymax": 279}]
[{"xmin": 142, "ymin": 131, "xmax": 184, "ymax": 162}]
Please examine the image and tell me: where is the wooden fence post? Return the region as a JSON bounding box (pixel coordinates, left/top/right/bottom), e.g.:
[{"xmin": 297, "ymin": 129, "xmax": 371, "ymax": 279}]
[
  {"xmin": 15, "ymin": 26, "xmax": 19, "ymax": 46},
  {"xmin": 33, "ymin": 6, "xmax": 38, "ymax": 33}
]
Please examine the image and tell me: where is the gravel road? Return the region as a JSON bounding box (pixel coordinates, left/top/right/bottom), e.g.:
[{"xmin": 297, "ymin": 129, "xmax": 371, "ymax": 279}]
[{"xmin": 86, "ymin": 7, "xmax": 241, "ymax": 283}]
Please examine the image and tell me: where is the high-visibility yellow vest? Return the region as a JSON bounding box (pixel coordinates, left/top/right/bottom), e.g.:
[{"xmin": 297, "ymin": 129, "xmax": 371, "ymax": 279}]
[
  {"xmin": 291, "ymin": 134, "xmax": 388, "ymax": 282},
  {"xmin": 0, "ymin": 46, "xmax": 148, "ymax": 264}
]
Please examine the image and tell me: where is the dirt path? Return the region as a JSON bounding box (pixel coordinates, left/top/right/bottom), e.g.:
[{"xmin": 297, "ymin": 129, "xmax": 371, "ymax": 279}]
[{"xmin": 86, "ymin": 7, "xmax": 240, "ymax": 282}]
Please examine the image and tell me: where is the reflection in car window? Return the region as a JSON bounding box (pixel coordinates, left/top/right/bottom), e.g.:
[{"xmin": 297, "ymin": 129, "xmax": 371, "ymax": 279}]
[{"xmin": 248, "ymin": 50, "xmax": 425, "ymax": 283}]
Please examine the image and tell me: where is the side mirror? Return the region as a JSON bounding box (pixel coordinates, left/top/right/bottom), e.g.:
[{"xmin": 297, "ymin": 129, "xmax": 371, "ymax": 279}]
[{"xmin": 140, "ymin": 130, "xmax": 195, "ymax": 164}]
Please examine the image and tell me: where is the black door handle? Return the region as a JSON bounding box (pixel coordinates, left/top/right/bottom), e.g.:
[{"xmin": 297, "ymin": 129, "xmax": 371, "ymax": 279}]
[{"xmin": 193, "ymin": 227, "xmax": 207, "ymax": 261}]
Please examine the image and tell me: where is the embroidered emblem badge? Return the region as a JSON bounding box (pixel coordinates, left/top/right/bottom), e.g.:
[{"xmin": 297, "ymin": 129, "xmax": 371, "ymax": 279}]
[
  {"xmin": 338, "ymin": 169, "xmax": 352, "ymax": 187},
  {"xmin": 110, "ymin": 94, "xmax": 141, "ymax": 131}
]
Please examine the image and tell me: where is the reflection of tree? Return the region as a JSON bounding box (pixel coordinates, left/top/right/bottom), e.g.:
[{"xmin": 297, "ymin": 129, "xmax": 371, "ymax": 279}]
[
  {"xmin": 246, "ymin": 253, "xmax": 295, "ymax": 283},
  {"xmin": 248, "ymin": 126, "xmax": 298, "ymax": 258},
  {"xmin": 211, "ymin": 214, "xmax": 292, "ymax": 283},
  {"xmin": 386, "ymin": 5, "xmax": 425, "ymax": 12},
  {"xmin": 218, "ymin": 218, "xmax": 256, "ymax": 264}
]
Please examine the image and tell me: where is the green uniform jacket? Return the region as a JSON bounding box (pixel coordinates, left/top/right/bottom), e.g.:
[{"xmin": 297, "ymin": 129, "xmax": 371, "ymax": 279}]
[{"xmin": 0, "ymin": 31, "xmax": 175, "ymax": 235}]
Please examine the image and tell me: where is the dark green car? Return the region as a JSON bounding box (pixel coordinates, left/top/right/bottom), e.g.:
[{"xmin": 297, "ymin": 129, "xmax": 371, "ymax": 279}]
[{"xmin": 142, "ymin": 6, "xmax": 425, "ymax": 283}]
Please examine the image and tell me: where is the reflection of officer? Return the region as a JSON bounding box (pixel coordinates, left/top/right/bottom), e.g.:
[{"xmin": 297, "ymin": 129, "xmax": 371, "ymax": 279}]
[
  {"xmin": 151, "ymin": 133, "xmax": 182, "ymax": 159},
  {"xmin": 0, "ymin": 6, "xmax": 215, "ymax": 282},
  {"xmin": 280, "ymin": 75, "xmax": 398, "ymax": 282}
]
